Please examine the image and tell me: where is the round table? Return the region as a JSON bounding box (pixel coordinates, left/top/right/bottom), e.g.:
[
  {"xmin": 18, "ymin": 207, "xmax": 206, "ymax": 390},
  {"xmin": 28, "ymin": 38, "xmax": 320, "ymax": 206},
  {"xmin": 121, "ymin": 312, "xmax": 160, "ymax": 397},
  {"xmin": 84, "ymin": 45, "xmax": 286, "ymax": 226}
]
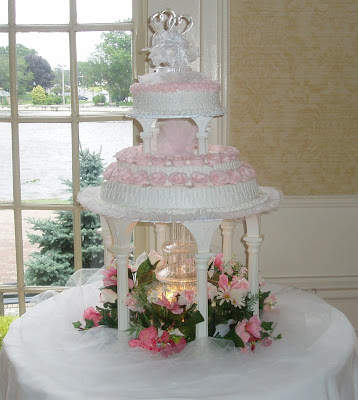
[{"xmin": 0, "ymin": 281, "xmax": 357, "ymax": 400}]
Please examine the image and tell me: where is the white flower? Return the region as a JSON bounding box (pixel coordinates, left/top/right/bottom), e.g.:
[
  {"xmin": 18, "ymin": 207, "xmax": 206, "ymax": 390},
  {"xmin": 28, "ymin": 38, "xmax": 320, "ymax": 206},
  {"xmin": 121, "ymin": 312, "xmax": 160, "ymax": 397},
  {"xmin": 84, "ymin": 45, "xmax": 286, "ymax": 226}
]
[
  {"xmin": 147, "ymin": 290, "xmax": 159, "ymax": 304},
  {"xmin": 148, "ymin": 250, "xmax": 163, "ymax": 267},
  {"xmin": 100, "ymin": 288, "xmax": 117, "ymax": 304},
  {"xmin": 131, "ymin": 252, "xmax": 148, "ymax": 272},
  {"xmin": 214, "ymin": 319, "xmax": 236, "ymax": 338}
]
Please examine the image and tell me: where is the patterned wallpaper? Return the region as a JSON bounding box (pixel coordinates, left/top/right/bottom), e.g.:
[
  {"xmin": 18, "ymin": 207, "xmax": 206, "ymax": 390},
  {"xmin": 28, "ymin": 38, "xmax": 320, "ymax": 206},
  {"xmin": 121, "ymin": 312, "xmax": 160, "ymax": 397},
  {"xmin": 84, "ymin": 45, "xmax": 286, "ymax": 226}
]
[{"xmin": 229, "ymin": 0, "xmax": 358, "ymax": 195}]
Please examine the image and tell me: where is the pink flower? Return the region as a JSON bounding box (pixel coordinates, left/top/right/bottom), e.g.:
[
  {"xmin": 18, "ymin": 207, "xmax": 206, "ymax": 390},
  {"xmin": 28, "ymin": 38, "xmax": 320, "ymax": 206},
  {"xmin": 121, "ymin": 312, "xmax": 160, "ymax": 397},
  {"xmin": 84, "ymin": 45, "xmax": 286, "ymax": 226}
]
[
  {"xmin": 263, "ymin": 295, "xmax": 278, "ymax": 312},
  {"xmin": 147, "ymin": 172, "xmax": 168, "ymax": 186},
  {"xmin": 206, "ymin": 152, "xmax": 222, "ymax": 166},
  {"xmin": 231, "ymin": 276, "xmax": 250, "ymax": 292},
  {"xmin": 115, "ymin": 168, "xmax": 133, "ymax": 183},
  {"xmin": 190, "ymin": 154, "xmax": 205, "ymax": 165},
  {"xmin": 135, "ymin": 153, "xmax": 151, "ymax": 166},
  {"xmin": 214, "ymin": 253, "xmax": 224, "ymax": 269},
  {"xmin": 168, "ymin": 172, "xmax": 189, "ymax": 187},
  {"xmin": 239, "ymin": 161, "xmax": 257, "ymax": 181},
  {"xmin": 151, "ymin": 154, "xmax": 167, "ymax": 166},
  {"xmin": 235, "ymin": 319, "xmax": 250, "ymax": 345},
  {"xmin": 227, "ymin": 169, "xmax": 243, "ymax": 184},
  {"xmin": 157, "ymin": 293, "xmax": 183, "ymax": 314},
  {"xmin": 102, "ymin": 266, "xmax": 117, "ymax": 287},
  {"xmin": 207, "ymin": 282, "xmax": 218, "ymax": 300},
  {"xmin": 208, "ymin": 144, "xmax": 223, "ymax": 153},
  {"xmin": 169, "ymin": 155, "xmax": 186, "ymax": 166},
  {"xmin": 128, "ymin": 326, "xmax": 160, "ymax": 353},
  {"xmin": 177, "ymin": 290, "xmax": 196, "ymax": 307},
  {"xmin": 100, "ymin": 288, "xmax": 117, "ymax": 304},
  {"xmin": 190, "ymin": 172, "xmax": 210, "ymax": 187},
  {"xmin": 83, "ymin": 306, "xmax": 102, "ymax": 327},
  {"xmin": 130, "ymin": 170, "xmax": 148, "ymax": 185},
  {"xmin": 262, "ymin": 337, "xmax": 273, "ymax": 347},
  {"xmin": 210, "ymin": 170, "xmax": 230, "ymax": 186},
  {"xmin": 128, "ymin": 278, "xmax": 134, "ymax": 290},
  {"xmin": 217, "ymin": 274, "xmax": 246, "ymax": 308},
  {"xmin": 103, "ymin": 162, "xmax": 117, "ymax": 180},
  {"xmin": 125, "ymin": 293, "xmax": 144, "ymax": 312},
  {"xmin": 245, "ymin": 315, "xmax": 262, "ymax": 339}
]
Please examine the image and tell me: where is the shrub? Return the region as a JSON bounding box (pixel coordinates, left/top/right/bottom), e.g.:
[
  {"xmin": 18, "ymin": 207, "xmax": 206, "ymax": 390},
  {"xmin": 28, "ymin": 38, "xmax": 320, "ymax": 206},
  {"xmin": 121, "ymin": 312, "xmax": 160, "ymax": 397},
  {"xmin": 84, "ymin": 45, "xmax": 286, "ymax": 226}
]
[
  {"xmin": 32, "ymin": 85, "xmax": 47, "ymax": 105},
  {"xmin": 46, "ymin": 95, "xmax": 62, "ymax": 105},
  {"xmin": 0, "ymin": 315, "xmax": 18, "ymax": 350},
  {"xmin": 93, "ymin": 94, "xmax": 106, "ymax": 105}
]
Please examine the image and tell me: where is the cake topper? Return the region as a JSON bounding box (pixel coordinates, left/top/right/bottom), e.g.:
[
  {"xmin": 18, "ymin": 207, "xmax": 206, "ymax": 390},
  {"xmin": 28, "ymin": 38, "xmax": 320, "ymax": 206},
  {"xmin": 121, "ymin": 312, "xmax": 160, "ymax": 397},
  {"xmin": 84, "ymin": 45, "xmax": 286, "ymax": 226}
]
[{"xmin": 145, "ymin": 9, "xmax": 199, "ymax": 68}]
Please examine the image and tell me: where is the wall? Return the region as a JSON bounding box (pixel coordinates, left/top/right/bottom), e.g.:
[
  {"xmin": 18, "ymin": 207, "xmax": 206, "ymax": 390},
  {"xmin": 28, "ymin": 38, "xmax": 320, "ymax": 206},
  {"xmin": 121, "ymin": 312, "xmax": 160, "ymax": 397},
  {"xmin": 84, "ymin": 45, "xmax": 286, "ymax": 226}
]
[{"xmin": 229, "ymin": 0, "xmax": 358, "ymax": 332}]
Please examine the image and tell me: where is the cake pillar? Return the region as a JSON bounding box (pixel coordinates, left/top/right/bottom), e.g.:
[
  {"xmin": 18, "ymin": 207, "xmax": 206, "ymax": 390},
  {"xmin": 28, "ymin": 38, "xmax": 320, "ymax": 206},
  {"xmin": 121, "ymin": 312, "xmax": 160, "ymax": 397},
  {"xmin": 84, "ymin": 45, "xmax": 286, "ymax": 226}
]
[
  {"xmin": 243, "ymin": 214, "xmax": 262, "ymax": 316},
  {"xmin": 99, "ymin": 216, "xmax": 113, "ymax": 267},
  {"xmin": 183, "ymin": 220, "xmax": 222, "ymax": 338},
  {"xmin": 105, "ymin": 218, "xmax": 137, "ymax": 332},
  {"xmin": 154, "ymin": 223, "xmax": 167, "ymax": 255},
  {"xmin": 221, "ymin": 220, "xmax": 238, "ymax": 262},
  {"xmin": 136, "ymin": 118, "xmax": 156, "ymax": 153},
  {"xmin": 193, "ymin": 116, "xmax": 212, "ymax": 154}
]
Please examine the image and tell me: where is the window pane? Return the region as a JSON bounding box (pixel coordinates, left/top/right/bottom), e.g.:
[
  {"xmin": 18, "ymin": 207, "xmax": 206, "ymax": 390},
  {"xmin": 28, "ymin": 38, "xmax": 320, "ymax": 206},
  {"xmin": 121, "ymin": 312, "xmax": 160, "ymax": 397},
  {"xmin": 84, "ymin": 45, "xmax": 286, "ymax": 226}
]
[
  {"xmin": 79, "ymin": 121, "xmax": 133, "ymax": 169},
  {"xmin": 0, "ymin": 123, "xmax": 12, "ymax": 202},
  {"xmin": 17, "ymin": 33, "xmax": 70, "ymax": 117},
  {"xmin": 0, "ymin": 34, "xmax": 10, "ymax": 116},
  {"xmin": 23, "ymin": 209, "xmax": 74, "ymax": 286},
  {"xmin": 0, "ymin": 210, "xmax": 16, "ymax": 286},
  {"xmin": 0, "ymin": 2, "xmax": 7, "ymax": 25},
  {"xmin": 77, "ymin": 31, "xmax": 132, "ymax": 116},
  {"xmin": 19, "ymin": 123, "xmax": 72, "ymax": 202},
  {"xmin": 3, "ymin": 294, "xmax": 20, "ymax": 317},
  {"xmin": 77, "ymin": 0, "xmax": 132, "ymax": 23},
  {"xmin": 16, "ymin": 0, "xmax": 69, "ymax": 24}
]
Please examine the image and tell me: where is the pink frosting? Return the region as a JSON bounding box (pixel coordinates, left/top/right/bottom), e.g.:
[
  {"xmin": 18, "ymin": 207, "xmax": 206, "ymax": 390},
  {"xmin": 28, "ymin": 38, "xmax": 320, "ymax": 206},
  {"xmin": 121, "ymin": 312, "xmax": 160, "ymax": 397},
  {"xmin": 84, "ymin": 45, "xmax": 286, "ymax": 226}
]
[
  {"xmin": 135, "ymin": 153, "xmax": 151, "ymax": 166},
  {"xmin": 148, "ymin": 172, "xmax": 168, "ymax": 187},
  {"xmin": 131, "ymin": 81, "xmax": 221, "ymax": 94},
  {"xmin": 115, "ymin": 168, "xmax": 133, "ymax": 183},
  {"xmin": 239, "ymin": 161, "xmax": 257, "ymax": 181},
  {"xmin": 168, "ymin": 172, "xmax": 189, "ymax": 187},
  {"xmin": 116, "ymin": 147, "xmax": 139, "ymax": 163},
  {"xmin": 130, "ymin": 170, "xmax": 148, "ymax": 186},
  {"xmin": 170, "ymin": 155, "xmax": 186, "ymax": 166},
  {"xmin": 206, "ymin": 153, "xmax": 222, "ymax": 166},
  {"xmin": 103, "ymin": 162, "xmax": 117, "ymax": 180},
  {"xmin": 151, "ymin": 154, "xmax": 167, "ymax": 166},
  {"xmin": 190, "ymin": 154, "xmax": 205, "ymax": 166},
  {"xmin": 210, "ymin": 170, "xmax": 230, "ymax": 186},
  {"xmin": 226, "ymin": 169, "xmax": 242, "ymax": 184},
  {"xmin": 190, "ymin": 172, "xmax": 210, "ymax": 187}
]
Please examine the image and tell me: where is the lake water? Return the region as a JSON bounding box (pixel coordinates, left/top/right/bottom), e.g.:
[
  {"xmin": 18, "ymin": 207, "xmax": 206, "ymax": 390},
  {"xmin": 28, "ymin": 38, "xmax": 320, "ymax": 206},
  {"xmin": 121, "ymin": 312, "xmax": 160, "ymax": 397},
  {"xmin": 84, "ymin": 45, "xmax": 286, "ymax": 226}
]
[{"xmin": 0, "ymin": 120, "xmax": 133, "ymax": 201}]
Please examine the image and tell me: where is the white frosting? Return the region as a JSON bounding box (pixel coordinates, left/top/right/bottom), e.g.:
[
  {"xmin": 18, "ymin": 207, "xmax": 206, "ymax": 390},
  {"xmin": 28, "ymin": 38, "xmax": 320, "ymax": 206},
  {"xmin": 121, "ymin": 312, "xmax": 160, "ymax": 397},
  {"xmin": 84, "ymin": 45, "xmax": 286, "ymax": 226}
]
[{"xmin": 129, "ymin": 90, "xmax": 224, "ymax": 117}]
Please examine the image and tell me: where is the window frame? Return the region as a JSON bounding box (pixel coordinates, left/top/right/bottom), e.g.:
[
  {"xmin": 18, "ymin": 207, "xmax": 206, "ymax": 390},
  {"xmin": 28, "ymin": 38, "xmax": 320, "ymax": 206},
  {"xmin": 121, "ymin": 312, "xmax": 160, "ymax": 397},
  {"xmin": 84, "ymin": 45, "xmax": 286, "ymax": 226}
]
[{"xmin": 0, "ymin": 0, "xmax": 147, "ymax": 315}]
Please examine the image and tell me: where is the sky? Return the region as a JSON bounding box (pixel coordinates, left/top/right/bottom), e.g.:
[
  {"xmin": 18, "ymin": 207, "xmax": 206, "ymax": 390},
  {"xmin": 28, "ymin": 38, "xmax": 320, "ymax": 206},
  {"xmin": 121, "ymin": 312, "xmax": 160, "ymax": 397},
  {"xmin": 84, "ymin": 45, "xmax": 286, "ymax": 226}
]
[{"xmin": 0, "ymin": 0, "xmax": 132, "ymax": 68}]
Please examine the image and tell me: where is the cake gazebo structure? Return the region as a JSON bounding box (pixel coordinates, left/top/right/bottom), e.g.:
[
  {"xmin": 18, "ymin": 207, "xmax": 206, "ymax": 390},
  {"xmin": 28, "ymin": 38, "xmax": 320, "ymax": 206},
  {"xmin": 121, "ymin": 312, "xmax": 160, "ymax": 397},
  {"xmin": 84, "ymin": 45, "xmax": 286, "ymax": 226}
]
[{"xmin": 77, "ymin": 9, "xmax": 280, "ymax": 340}]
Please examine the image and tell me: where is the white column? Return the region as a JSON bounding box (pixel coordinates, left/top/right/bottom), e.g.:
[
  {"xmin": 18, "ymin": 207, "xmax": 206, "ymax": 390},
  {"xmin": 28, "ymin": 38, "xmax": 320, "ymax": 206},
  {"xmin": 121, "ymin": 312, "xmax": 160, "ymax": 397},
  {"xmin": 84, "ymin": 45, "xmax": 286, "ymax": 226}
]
[
  {"xmin": 183, "ymin": 220, "xmax": 222, "ymax": 338},
  {"xmin": 243, "ymin": 214, "xmax": 262, "ymax": 316},
  {"xmin": 136, "ymin": 118, "xmax": 156, "ymax": 153},
  {"xmin": 221, "ymin": 220, "xmax": 238, "ymax": 262},
  {"xmin": 99, "ymin": 216, "xmax": 113, "ymax": 267},
  {"xmin": 154, "ymin": 223, "xmax": 167, "ymax": 255},
  {"xmin": 192, "ymin": 116, "xmax": 212, "ymax": 155},
  {"xmin": 106, "ymin": 218, "xmax": 137, "ymax": 332}
]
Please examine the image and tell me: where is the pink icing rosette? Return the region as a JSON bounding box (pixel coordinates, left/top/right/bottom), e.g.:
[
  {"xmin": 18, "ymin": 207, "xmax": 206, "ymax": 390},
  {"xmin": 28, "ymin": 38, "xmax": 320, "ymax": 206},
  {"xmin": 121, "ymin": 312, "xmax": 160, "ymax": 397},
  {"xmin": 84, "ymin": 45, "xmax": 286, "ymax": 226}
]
[
  {"xmin": 226, "ymin": 169, "xmax": 242, "ymax": 184},
  {"xmin": 208, "ymin": 144, "xmax": 224, "ymax": 153},
  {"xmin": 135, "ymin": 153, "xmax": 151, "ymax": 166},
  {"xmin": 115, "ymin": 168, "xmax": 133, "ymax": 183},
  {"xmin": 206, "ymin": 152, "xmax": 222, "ymax": 166},
  {"xmin": 239, "ymin": 161, "xmax": 257, "ymax": 181},
  {"xmin": 116, "ymin": 146, "xmax": 139, "ymax": 163},
  {"xmin": 190, "ymin": 154, "xmax": 205, "ymax": 166},
  {"xmin": 147, "ymin": 172, "xmax": 168, "ymax": 187},
  {"xmin": 130, "ymin": 170, "xmax": 148, "ymax": 186},
  {"xmin": 168, "ymin": 172, "xmax": 189, "ymax": 187},
  {"xmin": 210, "ymin": 170, "xmax": 230, "ymax": 186},
  {"xmin": 151, "ymin": 154, "xmax": 167, "ymax": 166},
  {"xmin": 103, "ymin": 162, "xmax": 117, "ymax": 180},
  {"xmin": 190, "ymin": 171, "xmax": 210, "ymax": 187},
  {"xmin": 170, "ymin": 155, "xmax": 186, "ymax": 166},
  {"xmin": 109, "ymin": 167, "xmax": 122, "ymax": 181}
]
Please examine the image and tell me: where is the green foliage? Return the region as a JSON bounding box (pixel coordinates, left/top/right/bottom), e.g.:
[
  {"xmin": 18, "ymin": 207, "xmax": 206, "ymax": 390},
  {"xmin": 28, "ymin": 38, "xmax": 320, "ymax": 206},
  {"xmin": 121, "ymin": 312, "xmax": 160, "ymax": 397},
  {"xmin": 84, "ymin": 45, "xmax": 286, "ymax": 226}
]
[
  {"xmin": 0, "ymin": 315, "xmax": 18, "ymax": 350},
  {"xmin": 93, "ymin": 93, "xmax": 106, "ymax": 105},
  {"xmin": 45, "ymin": 95, "xmax": 62, "ymax": 105},
  {"xmin": 32, "ymin": 85, "xmax": 47, "ymax": 105},
  {"xmin": 25, "ymin": 53, "xmax": 54, "ymax": 89},
  {"xmin": 25, "ymin": 148, "xmax": 105, "ymax": 286}
]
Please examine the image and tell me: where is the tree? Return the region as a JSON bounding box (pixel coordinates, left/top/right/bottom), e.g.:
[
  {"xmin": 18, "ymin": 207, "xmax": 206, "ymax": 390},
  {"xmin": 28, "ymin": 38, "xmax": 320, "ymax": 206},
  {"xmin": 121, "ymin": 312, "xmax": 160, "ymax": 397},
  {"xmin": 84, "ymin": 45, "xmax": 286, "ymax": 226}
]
[
  {"xmin": 32, "ymin": 85, "xmax": 46, "ymax": 104},
  {"xmin": 25, "ymin": 54, "xmax": 54, "ymax": 89},
  {"xmin": 87, "ymin": 31, "xmax": 132, "ymax": 102},
  {"xmin": 25, "ymin": 148, "xmax": 105, "ymax": 286}
]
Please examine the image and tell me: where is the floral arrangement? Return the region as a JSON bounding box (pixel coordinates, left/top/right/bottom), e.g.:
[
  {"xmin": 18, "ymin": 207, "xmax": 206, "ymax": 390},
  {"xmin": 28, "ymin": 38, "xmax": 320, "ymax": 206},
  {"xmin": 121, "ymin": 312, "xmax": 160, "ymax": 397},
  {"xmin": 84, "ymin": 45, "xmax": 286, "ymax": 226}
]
[{"xmin": 73, "ymin": 251, "xmax": 281, "ymax": 355}]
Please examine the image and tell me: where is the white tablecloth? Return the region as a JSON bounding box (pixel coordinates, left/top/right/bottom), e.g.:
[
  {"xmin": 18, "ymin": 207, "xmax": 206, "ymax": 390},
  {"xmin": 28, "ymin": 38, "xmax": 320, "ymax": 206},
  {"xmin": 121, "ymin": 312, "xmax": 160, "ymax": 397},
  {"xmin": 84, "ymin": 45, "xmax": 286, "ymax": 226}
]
[{"xmin": 0, "ymin": 281, "xmax": 357, "ymax": 400}]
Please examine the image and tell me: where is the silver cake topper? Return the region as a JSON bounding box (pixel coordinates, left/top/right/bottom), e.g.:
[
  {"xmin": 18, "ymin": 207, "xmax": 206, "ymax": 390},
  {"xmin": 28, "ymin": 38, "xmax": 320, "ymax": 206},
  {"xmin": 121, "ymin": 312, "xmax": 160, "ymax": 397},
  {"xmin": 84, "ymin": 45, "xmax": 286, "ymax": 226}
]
[{"xmin": 145, "ymin": 10, "xmax": 199, "ymax": 69}]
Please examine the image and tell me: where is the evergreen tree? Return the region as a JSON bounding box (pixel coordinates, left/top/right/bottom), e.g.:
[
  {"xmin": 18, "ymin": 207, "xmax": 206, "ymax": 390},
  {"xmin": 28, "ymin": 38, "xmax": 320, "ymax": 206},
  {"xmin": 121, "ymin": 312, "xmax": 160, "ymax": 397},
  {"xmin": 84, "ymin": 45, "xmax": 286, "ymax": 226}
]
[
  {"xmin": 32, "ymin": 85, "xmax": 46, "ymax": 105},
  {"xmin": 25, "ymin": 148, "xmax": 105, "ymax": 286}
]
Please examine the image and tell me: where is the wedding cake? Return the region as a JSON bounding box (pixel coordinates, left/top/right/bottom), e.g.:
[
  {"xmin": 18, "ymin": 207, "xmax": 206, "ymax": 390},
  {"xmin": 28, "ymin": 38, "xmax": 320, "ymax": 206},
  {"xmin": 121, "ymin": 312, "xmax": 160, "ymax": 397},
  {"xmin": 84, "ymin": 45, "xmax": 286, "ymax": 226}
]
[{"xmin": 78, "ymin": 11, "xmax": 279, "ymax": 222}]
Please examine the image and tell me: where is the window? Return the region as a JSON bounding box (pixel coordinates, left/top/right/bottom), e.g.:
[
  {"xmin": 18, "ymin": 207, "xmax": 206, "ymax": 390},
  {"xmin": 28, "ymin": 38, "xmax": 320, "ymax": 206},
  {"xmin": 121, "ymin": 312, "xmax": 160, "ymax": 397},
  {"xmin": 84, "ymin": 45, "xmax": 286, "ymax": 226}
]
[{"xmin": 0, "ymin": 0, "xmax": 147, "ymax": 315}]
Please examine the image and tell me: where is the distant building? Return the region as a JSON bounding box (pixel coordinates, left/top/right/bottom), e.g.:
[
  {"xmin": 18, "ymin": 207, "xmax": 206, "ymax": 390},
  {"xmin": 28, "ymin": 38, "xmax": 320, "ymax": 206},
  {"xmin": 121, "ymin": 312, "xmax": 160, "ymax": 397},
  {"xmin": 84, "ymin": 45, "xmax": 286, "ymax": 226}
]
[{"xmin": 0, "ymin": 88, "xmax": 10, "ymax": 105}]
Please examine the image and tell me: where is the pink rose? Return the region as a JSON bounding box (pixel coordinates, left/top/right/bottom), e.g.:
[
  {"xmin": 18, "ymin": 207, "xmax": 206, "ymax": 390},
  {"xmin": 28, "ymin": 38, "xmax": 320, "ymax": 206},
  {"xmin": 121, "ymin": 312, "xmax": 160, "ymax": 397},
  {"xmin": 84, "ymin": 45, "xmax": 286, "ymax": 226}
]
[
  {"xmin": 239, "ymin": 161, "xmax": 257, "ymax": 181},
  {"xmin": 130, "ymin": 170, "xmax": 148, "ymax": 186},
  {"xmin": 116, "ymin": 147, "xmax": 138, "ymax": 163},
  {"xmin": 103, "ymin": 162, "xmax": 117, "ymax": 180},
  {"xmin": 227, "ymin": 169, "xmax": 242, "ymax": 184},
  {"xmin": 214, "ymin": 253, "xmax": 224, "ymax": 269},
  {"xmin": 128, "ymin": 326, "xmax": 160, "ymax": 353},
  {"xmin": 189, "ymin": 171, "xmax": 210, "ymax": 187},
  {"xmin": 225, "ymin": 146, "xmax": 240, "ymax": 160},
  {"xmin": 190, "ymin": 154, "xmax": 205, "ymax": 165},
  {"xmin": 100, "ymin": 288, "xmax": 117, "ymax": 304},
  {"xmin": 135, "ymin": 153, "xmax": 151, "ymax": 166},
  {"xmin": 115, "ymin": 168, "xmax": 133, "ymax": 183},
  {"xmin": 109, "ymin": 167, "xmax": 122, "ymax": 181},
  {"xmin": 170, "ymin": 155, "xmax": 186, "ymax": 166},
  {"xmin": 207, "ymin": 282, "xmax": 218, "ymax": 300},
  {"xmin": 83, "ymin": 306, "xmax": 102, "ymax": 327},
  {"xmin": 148, "ymin": 172, "xmax": 168, "ymax": 186},
  {"xmin": 208, "ymin": 144, "xmax": 223, "ymax": 153},
  {"xmin": 151, "ymin": 154, "xmax": 167, "ymax": 166},
  {"xmin": 220, "ymin": 151, "xmax": 232, "ymax": 163},
  {"xmin": 210, "ymin": 170, "xmax": 230, "ymax": 186},
  {"xmin": 206, "ymin": 153, "xmax": 222, "ymax": 166},
  {"xmin": 168, "ymin": 172, "xmax": 189, "ymax": 187},
  {"xmin": 102, "ymin": 266, "xmax": 117, "ymax": 286}
]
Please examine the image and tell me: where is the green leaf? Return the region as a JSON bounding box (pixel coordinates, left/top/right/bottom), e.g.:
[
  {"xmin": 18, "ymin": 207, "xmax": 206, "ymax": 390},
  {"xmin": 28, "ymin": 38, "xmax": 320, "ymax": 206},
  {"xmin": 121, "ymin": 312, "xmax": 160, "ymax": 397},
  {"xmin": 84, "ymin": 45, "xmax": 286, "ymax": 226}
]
[
  {"xmin": 137, "ymin": 270, "xmax": 156, "ymax": 286},
  {"xmin": 261, "ymin": 321, "xmax": 274, "ymax": 331},
  {"xmin": 136, "ymin": 259, "xmax": 155, "ymax": 280},
  {"xmin": 224, "ymin": 327, "xmax": 245, "ymax": 348},
  {"xmin": 72, "ymin": 321, "xmax": 82, "ymax": 329}
]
